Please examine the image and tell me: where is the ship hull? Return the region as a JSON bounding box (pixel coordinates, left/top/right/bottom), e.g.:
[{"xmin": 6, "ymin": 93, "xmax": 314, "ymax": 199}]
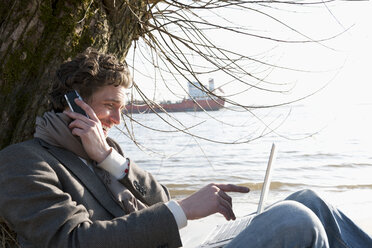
[{"xmin": 124, "ymin": 98, "xmax": 225, "ymax": 114}]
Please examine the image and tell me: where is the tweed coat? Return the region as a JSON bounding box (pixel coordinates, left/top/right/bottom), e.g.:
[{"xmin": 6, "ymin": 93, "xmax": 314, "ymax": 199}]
[{"xmin": 0, "ymin": 138, "xmax": 182, "ymax": 248}]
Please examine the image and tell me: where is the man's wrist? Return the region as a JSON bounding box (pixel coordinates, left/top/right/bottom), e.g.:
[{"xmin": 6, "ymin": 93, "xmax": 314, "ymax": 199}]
[{"xmin": 96, "ymin": 147, "xmax": 112, "ymax": 163}]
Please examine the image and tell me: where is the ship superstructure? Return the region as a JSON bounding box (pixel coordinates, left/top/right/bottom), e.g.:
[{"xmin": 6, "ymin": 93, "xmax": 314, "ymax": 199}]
[{"xmin": 124, "ymin": 79, "xmax": 225, "ymax": 114}]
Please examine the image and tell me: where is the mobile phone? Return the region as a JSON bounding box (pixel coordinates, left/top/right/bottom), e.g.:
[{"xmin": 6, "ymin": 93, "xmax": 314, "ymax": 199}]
[{"xmin": 64, "ymin": 90, "xmax": 88, "ymax": 117}]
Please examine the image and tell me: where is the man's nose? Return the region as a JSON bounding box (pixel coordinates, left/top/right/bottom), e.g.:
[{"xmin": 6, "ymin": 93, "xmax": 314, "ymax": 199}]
[{"xmin": 111, "ymin": 109, "xmax": 121, "ymax": 125}]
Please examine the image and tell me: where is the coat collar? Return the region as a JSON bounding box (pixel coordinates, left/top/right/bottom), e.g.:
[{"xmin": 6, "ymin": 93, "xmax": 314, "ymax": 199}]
[{"xmin": 37, "ymin": 138, "xmax": 124, "ymax": 217}]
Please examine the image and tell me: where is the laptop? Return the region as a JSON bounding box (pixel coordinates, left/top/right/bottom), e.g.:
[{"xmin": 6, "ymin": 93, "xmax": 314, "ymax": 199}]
[{"xmin": 198, "ymin": 143, "xmax": 277, "ymax": 248}]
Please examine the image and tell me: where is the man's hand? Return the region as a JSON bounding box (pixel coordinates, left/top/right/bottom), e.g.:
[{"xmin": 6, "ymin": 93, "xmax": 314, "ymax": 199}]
[
  {"xmin": 177, "ymin": 183, "xmax": 250, "ymax": 221},
  {"xmin": 64, "ymin": 98, "xmax": 111, "ymax": 163}
]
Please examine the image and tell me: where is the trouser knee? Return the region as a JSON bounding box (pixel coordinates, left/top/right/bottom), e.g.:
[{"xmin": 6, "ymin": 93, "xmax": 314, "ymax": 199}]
[
  {"xmin": 284, "ymin": 189, "xmax": 332, "ymax": 217},
  {"xmin": 285, "ymin": 189, "xmax": 323, "ymax": 205},
  {"xmin": 266, "ymin": 200, "xmax": 324, "ymax": 232},
  {"xmin": 266, "ymin": 201, "xmax": 329, "ymax": 247},
  {"xmin": 226, "ymin": 201, "xmax": 329, "ymax": 248}
]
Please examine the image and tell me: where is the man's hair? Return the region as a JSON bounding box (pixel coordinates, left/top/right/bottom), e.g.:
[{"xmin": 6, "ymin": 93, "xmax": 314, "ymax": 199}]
[{"xmin": 50, "ymin": 48, "xmax": 132, "ymax": 112}]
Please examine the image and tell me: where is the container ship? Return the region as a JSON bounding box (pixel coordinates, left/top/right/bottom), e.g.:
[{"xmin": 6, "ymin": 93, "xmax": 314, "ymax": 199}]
[{"xmin": 124, "ymin": 79, "xmax": 225, "ymax": 114}]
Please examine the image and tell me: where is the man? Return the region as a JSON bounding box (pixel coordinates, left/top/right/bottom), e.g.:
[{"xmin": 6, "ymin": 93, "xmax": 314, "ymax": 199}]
[
  {"xmin": 0, "ymin": 48, "xmax": 246, "ymax": 247},
  {"xmin": 0, "ymin": 48, "xmax": 371, "ymax": 248}
]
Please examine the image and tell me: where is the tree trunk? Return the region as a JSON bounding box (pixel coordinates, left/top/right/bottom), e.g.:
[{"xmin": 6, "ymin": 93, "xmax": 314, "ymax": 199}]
[
  {"xmin": 1, "ymin": 0, "xmax": 151, "ymax": 245},
  {"xmin": 0, "ymin": 0, "xmax": 148, "ymax": 149}
]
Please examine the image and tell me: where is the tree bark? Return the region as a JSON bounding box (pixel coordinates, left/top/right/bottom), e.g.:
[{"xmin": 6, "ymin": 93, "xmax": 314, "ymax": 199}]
[{"xmin": 0, "ymin": 0, "xmax": 148, "ymax": 149}]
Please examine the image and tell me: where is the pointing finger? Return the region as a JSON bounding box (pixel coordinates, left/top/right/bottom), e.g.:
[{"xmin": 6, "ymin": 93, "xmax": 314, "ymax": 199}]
[{"xmin": 215, "ymin": 184, "xmax": 250, "ymax": 193}]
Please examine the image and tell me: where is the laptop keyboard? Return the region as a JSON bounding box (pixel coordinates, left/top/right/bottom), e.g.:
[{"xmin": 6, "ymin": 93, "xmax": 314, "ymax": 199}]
[{"xmin": 201, "ymin": 215, "xmax": 254, "ymax": 246}]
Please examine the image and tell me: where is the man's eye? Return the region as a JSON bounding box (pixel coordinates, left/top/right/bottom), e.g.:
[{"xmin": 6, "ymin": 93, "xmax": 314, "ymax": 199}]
[{"xmin": 106, "ymin": 104, "xmax": 114, "ymax": 109}]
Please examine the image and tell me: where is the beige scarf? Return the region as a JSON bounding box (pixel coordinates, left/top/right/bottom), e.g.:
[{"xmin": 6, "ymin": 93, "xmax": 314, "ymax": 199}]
[{"xmin": 34, "ymin": 111, "xmax": 147, "ymax": 214}]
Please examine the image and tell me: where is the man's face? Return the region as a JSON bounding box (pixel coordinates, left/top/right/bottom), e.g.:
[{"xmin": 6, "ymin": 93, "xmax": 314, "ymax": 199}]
[{"xmin": 86, "ymin": 85, "xmax": 126, "ymax": 137}]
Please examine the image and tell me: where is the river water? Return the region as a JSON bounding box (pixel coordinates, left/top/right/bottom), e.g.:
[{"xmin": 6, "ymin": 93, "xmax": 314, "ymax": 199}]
[{"xmin": 110, "ymin": 102, "xmax": 372, "ymax": 245}]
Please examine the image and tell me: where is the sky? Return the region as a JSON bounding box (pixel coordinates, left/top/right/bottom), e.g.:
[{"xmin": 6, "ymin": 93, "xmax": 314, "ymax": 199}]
[
  {"xmin": 302, "ymin": 0, "xmax": 371, "ymax": 106},
  {"xmin": 127, "ymin": 1, "xmax": 372, "ymax": 110}
]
